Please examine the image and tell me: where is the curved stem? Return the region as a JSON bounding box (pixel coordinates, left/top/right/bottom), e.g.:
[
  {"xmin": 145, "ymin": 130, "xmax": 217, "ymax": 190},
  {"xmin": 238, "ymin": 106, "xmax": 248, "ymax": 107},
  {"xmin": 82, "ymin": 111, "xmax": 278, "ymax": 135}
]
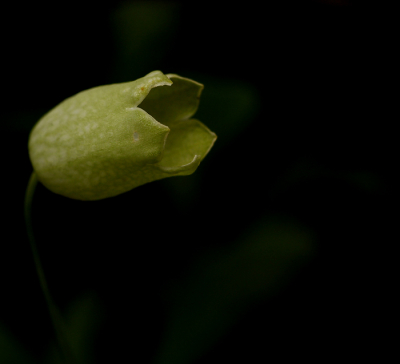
[{"xmin": 25, "ymin": 172, "xmax": 76, "ymax": 364}]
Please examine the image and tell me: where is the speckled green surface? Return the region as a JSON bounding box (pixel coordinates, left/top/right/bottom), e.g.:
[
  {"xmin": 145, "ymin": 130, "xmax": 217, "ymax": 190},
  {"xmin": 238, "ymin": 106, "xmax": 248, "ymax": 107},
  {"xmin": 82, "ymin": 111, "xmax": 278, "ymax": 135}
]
[{"xmin": 28, "ymin": 71, "xmax": 216, "ymax": 200}]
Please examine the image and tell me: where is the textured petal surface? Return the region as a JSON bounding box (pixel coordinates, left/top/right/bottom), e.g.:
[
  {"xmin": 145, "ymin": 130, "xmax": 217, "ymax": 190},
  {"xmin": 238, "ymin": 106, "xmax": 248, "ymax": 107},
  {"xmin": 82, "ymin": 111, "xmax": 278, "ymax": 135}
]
[
  {"xmin": 28, "ymin": 71, "xmax": 216, "ymax": 200},
  {"xmin": 139, "ymin": 74, "xmax": 203, "ymax": 126},
  {"xmin": 158, "ymin": 119, "xmax": 216, "ymax": 174}
]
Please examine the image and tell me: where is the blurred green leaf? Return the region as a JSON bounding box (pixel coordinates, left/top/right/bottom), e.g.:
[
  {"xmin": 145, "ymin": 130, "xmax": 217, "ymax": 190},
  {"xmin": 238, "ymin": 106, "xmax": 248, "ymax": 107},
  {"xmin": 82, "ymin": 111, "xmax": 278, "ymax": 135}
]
[
  {"xmin": 154, "ymin": 215, "xmax": 315, "ymax": 364},
  {"xmin": 0, "ymin": 321, "xmax": 35, "ymax": 364},
  {"xmin": 194, "ymin": 75, "xmax": 260, "ymax": 149},
  {"xmin": 111, "ymin": 1, "xmax": 179, "ymax": 81},
  {"xmin": 45, "ymin": 292, "xmax": 104, "ymax": 364}
]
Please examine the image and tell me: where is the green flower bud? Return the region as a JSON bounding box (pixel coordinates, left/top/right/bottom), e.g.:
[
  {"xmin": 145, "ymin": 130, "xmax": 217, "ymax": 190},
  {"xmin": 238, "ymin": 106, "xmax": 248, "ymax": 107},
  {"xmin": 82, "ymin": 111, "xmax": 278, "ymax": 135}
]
[{"xmin": 28, "ymin": 71, "xmax": 216, "ymax": 200}]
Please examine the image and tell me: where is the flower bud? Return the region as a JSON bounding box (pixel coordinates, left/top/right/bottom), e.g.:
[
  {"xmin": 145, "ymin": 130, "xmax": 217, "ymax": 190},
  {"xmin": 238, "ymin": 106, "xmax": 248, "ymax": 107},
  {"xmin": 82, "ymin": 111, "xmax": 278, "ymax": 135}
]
[{"xmin": 28, "ymin": 71, "xmax": 216, "ymax": 200}]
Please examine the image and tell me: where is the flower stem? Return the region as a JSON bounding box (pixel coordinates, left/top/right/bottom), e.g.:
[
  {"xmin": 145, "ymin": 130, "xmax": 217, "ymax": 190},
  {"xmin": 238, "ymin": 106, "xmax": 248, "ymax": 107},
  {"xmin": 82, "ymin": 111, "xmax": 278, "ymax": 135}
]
[{"xmin": 25, "ymin": 172, "xmax": 77, "ymax": 364}]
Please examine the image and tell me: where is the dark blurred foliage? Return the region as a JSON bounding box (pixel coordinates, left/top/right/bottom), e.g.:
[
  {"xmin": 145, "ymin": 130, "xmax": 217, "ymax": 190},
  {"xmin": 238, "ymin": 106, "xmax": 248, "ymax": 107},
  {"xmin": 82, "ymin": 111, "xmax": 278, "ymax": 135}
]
[{"xmin": 0, "ymin": 1, "xmax": 395, "ymax": 363}]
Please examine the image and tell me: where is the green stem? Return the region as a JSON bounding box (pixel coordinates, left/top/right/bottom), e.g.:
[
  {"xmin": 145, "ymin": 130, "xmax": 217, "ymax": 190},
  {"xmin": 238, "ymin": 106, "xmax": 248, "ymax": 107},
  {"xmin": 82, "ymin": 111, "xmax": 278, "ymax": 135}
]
[{"xmin": 25, "ymin": 172, "xmax": 76, "ymax": 364}]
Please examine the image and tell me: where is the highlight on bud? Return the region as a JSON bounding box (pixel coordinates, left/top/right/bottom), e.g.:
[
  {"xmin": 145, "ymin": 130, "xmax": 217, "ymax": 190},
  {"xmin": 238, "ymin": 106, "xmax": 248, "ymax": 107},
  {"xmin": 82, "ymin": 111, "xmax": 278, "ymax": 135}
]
[{"xmin": 28, "ymin": 71, "xmax": 217, "ymax": 200}]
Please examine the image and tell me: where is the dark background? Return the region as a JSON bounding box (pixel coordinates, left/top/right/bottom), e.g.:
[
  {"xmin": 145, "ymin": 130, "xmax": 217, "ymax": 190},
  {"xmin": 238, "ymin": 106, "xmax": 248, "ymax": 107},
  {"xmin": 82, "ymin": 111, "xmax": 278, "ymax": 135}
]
[{"xmin": 1, "ymin": 1, "xmax": 395, "ymax": 363}]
